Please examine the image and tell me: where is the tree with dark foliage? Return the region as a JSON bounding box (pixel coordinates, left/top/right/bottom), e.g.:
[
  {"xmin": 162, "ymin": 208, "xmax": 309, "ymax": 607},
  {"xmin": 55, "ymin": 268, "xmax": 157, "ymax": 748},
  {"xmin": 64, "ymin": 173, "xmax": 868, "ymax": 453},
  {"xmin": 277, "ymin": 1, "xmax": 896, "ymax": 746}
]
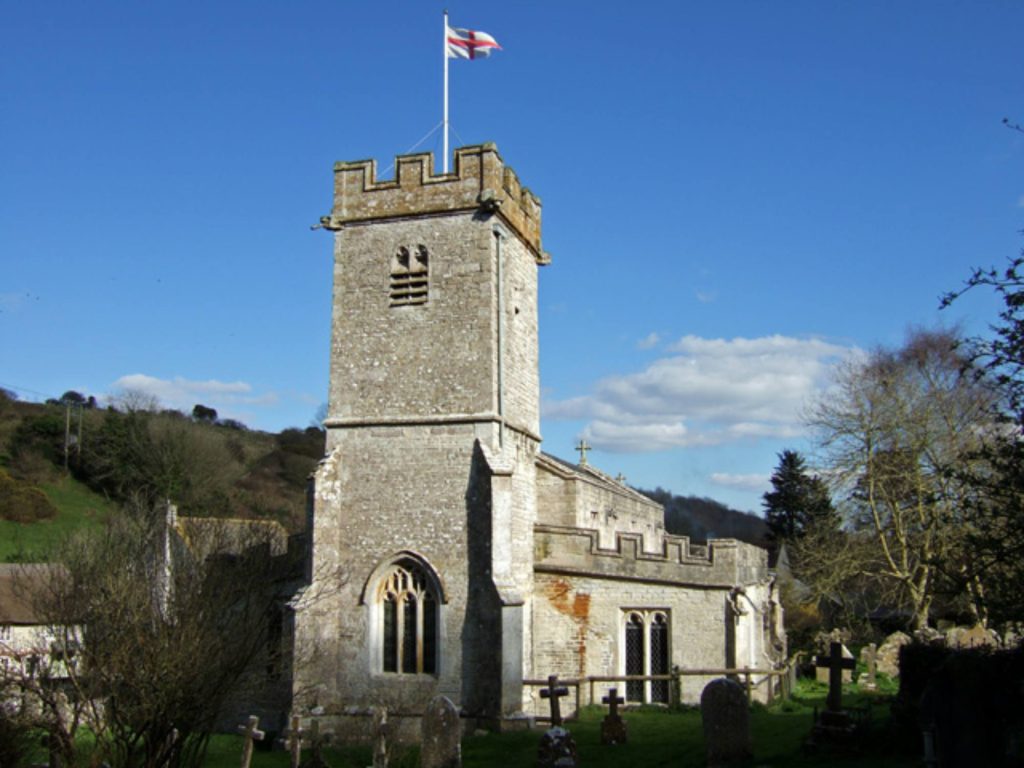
[
  {"xmin": 762, "ymin": 449, "xmax": 837, "ymax": 543},
  {"xmin": 943, "ymin": 252, "xmax": 1024, "ymax": 624}
]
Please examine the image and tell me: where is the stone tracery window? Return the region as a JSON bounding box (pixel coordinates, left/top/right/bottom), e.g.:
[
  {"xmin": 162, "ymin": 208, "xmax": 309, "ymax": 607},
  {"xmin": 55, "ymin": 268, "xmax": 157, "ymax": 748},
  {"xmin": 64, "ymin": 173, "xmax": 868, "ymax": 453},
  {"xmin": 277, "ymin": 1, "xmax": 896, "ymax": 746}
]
[
  {"xmin": 377, "ymin": 559, "xmax": 438, "ymax": 674},
  {"xmin": 622, "ymin": 609, "xmax": 670, "ymax": 704}
]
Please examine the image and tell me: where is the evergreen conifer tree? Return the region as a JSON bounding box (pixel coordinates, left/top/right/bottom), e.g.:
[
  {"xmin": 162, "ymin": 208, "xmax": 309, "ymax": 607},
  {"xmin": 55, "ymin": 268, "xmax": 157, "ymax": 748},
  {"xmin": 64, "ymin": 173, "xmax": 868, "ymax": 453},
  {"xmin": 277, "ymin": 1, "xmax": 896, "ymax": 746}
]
[{"xmin": 762, "ymin": 450, "xmax": 836, "ymax": 542}]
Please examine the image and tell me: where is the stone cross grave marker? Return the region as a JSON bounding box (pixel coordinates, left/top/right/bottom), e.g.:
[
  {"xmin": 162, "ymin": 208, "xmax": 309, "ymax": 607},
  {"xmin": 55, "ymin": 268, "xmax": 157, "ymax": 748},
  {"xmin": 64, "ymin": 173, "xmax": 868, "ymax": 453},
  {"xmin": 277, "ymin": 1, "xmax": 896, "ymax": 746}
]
[
  {"xmin": 701, "ymin": 678, "xmax": 751, "ymax": 767},
  {"xmin": 816, "ymin": 641, "xmax": 857, "ymax": 712},
  {"xmin": 306, "ymin": 716, "xmax": 329, "ymax": 768},
  {"xmin": 540, "ymin": 675, "xmax": 570, "ymax": 726},
  {"xmin": 237, "ymin": 716, "xmax": 265, "ymax": 768},
  {"xmin": 421, "ymin": 695, "xmax": 461, "ymax": 768},
  {"xmin": 370, "ymin": 706, "xmax": 389, "ymax": 768},
  {"xmin": 283, "ymin": 714, "xmax": 303, "ymax": 768},
  {"xmin": 600, "ymin": 687, "xmax": 627, "ymax": 746}
]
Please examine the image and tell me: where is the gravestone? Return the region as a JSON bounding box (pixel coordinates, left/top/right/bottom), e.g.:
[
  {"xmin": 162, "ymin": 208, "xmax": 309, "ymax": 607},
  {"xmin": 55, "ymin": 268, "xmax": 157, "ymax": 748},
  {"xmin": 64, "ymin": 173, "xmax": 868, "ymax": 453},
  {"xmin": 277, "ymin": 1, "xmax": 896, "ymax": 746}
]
[
  {"xmin": 599, "ymin": 688, "xmax": 627, "ymax": 746},
  {"xmin": 303, "ymin": 716, "xmax": 329, "ymax": 768},
  {"xmin": 283, "ymin": 714, "xmax": 303, "ymax": 768},
  {"xmin": 237, "ymin": 716, "xmax": 265, "ymax": 768},
  {"xmin": 539, "ymin": 675, "xmax": 570, "ymax": 726},
  {"xmin": 421, "ymin": 696, "xmax": 461, "ymax": 768},
  {"xmin": 700, "ymin": 678, "xmax": 751, "ymax": 767},
  {"xmin": 947, "ymin": 624, "xmax": 999, "ymax": 649},
  {"xmin": 876, "ymin": 631, "xmax": 911, "ymax": 678},
  {"xmin": 860, "ymin": 643, "xmax": 878, "ymax": 691},
  {"xmin": 815, "ymin": 643, "xmax": 854, "ymax": 685},
  {"xmin": 370, "ymin": 707, "xmax": 389, "ymax": 768},
  {"xmin": 815, "ymin": 642, "xmax": 857, "ymax": 713},
  {"xmin": 537, "ymin": 675, "xmax": 577, "ymax": 768}
]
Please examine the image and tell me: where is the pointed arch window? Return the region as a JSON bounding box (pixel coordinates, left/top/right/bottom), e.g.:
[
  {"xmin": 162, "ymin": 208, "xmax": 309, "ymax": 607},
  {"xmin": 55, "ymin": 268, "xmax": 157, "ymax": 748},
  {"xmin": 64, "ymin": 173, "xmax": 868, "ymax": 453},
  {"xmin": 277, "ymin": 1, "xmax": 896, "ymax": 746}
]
[
  {"xmin": 377, "ymin": 560, "xmax": 438, "ymax": 674},
  {"xmin": 622, "ymin": 609, "xmax": 670, "ymax": 704}
]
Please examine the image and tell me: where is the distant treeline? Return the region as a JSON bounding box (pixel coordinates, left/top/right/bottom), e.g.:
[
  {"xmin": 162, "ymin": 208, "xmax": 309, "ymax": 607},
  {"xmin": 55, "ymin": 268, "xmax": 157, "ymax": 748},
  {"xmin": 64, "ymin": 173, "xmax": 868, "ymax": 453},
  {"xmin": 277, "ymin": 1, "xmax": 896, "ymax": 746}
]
[{"xmin": 638, "ymin": 486, "xmax": 769, "ymax": 548}]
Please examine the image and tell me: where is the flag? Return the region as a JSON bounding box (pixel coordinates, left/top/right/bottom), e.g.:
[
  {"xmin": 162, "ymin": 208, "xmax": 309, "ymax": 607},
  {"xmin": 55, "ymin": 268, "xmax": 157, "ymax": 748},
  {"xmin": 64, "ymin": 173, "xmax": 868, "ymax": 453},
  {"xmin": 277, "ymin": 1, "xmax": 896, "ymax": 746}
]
[{"xmin": 446, "ymin": 25, "xmax": 501, "ymax": 60}]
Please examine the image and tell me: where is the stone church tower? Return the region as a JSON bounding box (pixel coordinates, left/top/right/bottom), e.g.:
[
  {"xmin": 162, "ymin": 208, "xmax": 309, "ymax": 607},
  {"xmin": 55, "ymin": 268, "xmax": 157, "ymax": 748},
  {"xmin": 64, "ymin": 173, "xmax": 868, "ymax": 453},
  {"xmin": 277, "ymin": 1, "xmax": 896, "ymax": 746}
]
[{"xmin": 293, "ymin": 144, "xmax": 549, "ymax": 733}]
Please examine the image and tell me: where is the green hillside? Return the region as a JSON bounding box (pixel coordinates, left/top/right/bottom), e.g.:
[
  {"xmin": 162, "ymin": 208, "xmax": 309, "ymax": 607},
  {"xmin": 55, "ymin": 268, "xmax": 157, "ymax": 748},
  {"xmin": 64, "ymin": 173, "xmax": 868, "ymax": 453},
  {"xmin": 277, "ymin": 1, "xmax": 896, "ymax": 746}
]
[
  {"xmin": 0, "ymin": 476, "xmax": 116, "ymax": 561},
  {"xmin": 0, "ymin": 388, "xmax": 323, "ymax": 562}
]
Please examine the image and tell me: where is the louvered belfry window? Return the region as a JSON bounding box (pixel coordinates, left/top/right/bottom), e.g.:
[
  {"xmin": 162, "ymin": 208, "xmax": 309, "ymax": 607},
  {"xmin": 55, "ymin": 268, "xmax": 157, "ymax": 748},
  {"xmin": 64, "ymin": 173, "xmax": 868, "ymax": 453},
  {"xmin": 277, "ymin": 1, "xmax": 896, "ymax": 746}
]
[{"xmin": 390, "ymin": 245, "xmax": 429, "ymax": 306}]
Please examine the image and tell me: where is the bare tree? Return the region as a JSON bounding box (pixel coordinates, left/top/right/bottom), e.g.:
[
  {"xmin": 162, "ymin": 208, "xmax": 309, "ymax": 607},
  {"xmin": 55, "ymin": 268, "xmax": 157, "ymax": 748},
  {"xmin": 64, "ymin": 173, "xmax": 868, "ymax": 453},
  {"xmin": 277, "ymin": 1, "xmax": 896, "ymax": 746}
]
[
  {"xmin": 3, "ymin": 502, "xmax": 301, "ymax": 768},
  {"xmin": 808, "ymin": 329, "xmax": 996, "ymax": 629}
]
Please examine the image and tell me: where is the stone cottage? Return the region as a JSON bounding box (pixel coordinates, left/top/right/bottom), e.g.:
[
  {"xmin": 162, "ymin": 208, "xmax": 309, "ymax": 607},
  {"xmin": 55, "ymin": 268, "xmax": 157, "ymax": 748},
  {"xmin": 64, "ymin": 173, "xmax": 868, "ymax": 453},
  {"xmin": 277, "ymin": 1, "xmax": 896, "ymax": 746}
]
[{"xmin": 290, "ymin": 144, "xmax": 783, "ymax": 737}]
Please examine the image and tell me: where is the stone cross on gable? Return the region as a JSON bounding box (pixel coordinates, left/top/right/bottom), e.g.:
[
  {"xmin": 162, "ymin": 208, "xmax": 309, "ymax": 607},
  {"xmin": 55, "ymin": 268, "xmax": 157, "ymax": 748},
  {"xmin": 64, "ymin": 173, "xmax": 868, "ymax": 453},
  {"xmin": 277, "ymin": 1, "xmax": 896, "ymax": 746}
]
[
  {"xmin": 575, "ymin": 440, "xmax": 591, "ymax": 466},
  {"xmin": 540, "ymin": 674, "xmax": 570, "ymax": 726},
  {"xmin": 815, "ymin": 641, "xmax": 856, "ymax": 712},
  {"xmin": 237, "ymin": 715, "xmax": 265, "ymax": 768}
]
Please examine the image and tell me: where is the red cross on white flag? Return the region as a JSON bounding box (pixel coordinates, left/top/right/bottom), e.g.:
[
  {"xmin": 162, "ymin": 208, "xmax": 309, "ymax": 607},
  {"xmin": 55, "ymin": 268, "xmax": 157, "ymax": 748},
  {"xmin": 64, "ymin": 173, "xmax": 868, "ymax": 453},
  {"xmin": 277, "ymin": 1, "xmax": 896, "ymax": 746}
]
[{"xmin": 446, "ymin": 25, "xmax": 501, "ymax": 60}]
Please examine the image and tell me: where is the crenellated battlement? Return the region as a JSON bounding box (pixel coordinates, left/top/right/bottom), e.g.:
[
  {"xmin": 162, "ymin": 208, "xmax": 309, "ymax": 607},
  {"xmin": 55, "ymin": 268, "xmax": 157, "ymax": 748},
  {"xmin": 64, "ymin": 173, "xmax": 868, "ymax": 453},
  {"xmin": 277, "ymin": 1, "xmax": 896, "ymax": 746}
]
[
  {"xmin": 329, "ymin": 143, "xmax": 546, "ymax": 260},
  {"xmin": 533, "ymin": 524, "xmax": 769, "ymax": 588}
]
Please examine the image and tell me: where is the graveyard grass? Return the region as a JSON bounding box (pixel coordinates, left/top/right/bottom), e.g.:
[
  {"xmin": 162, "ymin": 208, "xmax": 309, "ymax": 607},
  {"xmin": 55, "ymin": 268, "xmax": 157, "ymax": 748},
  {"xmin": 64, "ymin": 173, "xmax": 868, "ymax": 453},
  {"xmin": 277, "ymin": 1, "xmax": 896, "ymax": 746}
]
[{"xmin": 202, "ymin": 677, "xmax": 917, "ymax": 768}]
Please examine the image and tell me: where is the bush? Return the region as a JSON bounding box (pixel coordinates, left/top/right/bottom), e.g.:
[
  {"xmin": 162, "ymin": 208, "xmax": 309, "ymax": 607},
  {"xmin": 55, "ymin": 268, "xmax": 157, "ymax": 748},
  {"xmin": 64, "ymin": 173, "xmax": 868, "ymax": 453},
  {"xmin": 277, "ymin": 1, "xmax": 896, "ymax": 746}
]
[
  {"xmin": 0, "ymin": 469, "xmax": 58, "ymax": 522},
  {"xmin": 0, "ymin": 704, "xmax": 36, "ymax": 768}
]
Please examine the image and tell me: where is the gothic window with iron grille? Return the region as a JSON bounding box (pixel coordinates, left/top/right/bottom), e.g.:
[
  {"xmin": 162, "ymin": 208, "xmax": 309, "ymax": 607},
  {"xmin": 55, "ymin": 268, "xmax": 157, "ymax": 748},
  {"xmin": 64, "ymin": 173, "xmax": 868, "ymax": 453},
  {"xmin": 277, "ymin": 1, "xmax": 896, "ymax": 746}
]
[
  {"xmin": 389, "ymin": 245, "xmax": 429, "ymax": 306},
  {"xmin": 378, "ymin": 560, "xmax": 438, "ymax": 674},
  {"xmin": 622, "ymin": 609, "xmax": 670, "ymax": 704}
]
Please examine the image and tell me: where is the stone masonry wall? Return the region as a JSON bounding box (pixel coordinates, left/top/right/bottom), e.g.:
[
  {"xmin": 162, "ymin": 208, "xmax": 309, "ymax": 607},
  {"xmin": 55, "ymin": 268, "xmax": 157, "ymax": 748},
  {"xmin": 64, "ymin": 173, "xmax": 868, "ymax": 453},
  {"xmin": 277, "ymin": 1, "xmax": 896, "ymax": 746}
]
[
  {"xmin": 535, "ymin": 457, "xmax": 666, "ymax": 552},
  {"xmin": 529, "ymin": 572, "xmax": 731, "ymax": 711}
]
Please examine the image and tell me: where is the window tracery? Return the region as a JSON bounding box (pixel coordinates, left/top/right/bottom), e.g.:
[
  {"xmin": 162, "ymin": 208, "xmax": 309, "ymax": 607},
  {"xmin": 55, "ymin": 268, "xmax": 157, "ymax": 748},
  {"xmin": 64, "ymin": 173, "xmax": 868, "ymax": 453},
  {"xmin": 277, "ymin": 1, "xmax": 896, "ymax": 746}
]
[{"xmin": 377, "ymin": 560, "xmax": 438, "ymax": 674}]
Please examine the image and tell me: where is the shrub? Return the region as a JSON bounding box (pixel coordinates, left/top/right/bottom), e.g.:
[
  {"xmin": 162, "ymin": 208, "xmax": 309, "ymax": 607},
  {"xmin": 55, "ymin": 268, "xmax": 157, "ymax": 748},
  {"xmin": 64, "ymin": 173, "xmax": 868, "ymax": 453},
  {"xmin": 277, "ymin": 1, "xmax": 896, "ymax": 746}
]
[{"xmin": 0, "ymin": 469, "xmax": 58, "ymax": 522}]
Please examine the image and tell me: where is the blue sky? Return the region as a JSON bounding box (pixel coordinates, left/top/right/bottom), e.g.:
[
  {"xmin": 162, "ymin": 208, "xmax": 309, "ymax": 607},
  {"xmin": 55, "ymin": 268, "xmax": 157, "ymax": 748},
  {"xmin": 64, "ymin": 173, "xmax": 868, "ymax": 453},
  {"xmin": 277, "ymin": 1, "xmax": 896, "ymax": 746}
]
[{"xmin": 2, "ymin": 1, "xmax": 1022, "ymax": 512}]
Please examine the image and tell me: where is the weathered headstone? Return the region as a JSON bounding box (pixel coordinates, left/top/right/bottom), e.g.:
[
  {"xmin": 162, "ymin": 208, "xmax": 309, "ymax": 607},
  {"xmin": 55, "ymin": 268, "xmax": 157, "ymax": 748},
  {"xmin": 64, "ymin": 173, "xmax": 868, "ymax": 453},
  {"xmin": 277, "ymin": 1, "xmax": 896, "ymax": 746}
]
[
  {"xmin": 876, "ymin": 631, "xmax": 911, "ymax": 678},
  {"xmin": 421, "ymin": 696, "xmax": 461, "ymax": 768},
  {"xmin": 700, "ymin": 678, "xmax": 751, "ymax": 767},
  {"xmin": 537, "ymin": 675, "xmax": 577, "ymax": 768},
  {"xmin": 947, "ymin": 624, "xmax": 999, "ymax": 649},
  {"xmin": 237, "ymin": 716, "xmax": 266, "ymax": 768},
  {"xmin": 600, "ymin": 688, "xmax": 627, "ymax": 746},
  {"xmin": 860, "ymin": 643, "xmax": 878, "ymax": 691},
  {"xmin": 370, "ymin": 707, "xmax": 389, "ymax": 768},
  {"xmin": 815, "ymin": 642, "xmax": 856, "ymax": 713},
  {"xmin": 815, "ymin": 643, "xmax": 854, "ymax": 685}
]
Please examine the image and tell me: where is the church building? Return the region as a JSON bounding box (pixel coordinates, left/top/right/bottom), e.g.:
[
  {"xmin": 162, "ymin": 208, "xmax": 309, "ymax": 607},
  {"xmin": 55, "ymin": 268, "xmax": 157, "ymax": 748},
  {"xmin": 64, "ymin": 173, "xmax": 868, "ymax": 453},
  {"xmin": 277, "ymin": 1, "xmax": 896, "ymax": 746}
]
[{"xmin": 290, "ymin": 144, "xmax": 783, "ymax": 737}]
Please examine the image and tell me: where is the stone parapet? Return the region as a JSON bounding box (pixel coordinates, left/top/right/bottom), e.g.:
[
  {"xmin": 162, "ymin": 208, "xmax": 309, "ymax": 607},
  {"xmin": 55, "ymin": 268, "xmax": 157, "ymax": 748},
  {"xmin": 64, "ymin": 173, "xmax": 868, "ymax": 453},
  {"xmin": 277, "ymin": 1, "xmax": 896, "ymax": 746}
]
[
  {"xmin": 534, "ymin": 524, "xmax": 768, "ymax": 588},
  {"xmin": 330, "ymin": 144, "xmax": 545, "ymax": 260}
]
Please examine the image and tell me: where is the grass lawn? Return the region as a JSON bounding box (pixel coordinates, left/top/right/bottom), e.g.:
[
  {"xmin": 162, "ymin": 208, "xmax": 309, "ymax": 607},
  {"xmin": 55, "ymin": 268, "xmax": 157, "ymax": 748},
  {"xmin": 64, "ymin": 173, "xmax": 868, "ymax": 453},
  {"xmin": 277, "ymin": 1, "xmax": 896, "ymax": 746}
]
[
  {"xmin": 204, "ymin": 680, "xmax": 918, "ymax": 768},
  {"xmin": 0, "ymin": 476, "xmax": 115, "ymax": 561}
]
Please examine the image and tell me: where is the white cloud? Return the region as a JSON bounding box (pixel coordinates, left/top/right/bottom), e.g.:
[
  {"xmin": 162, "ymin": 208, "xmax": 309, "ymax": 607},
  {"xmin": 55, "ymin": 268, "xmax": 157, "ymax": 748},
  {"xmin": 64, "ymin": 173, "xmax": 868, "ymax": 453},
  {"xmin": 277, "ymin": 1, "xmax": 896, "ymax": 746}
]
[
  {"xmin": 695, "ymin": 290, "xmax": 717, "ymax": 304},
  {"xmin": 543, "ymin": 334, "xmax": 855, "ymax": 452},
  {"xmin": 636, "ymin": 332, "xmax": 660, "ymax": 350},
  {"xmin": 710, "ymin": 472, "xmax": 771, "ymax": 493},
  {"xmin": 111, "ymin": 373, "xmax": 279, "ymax": 420}
]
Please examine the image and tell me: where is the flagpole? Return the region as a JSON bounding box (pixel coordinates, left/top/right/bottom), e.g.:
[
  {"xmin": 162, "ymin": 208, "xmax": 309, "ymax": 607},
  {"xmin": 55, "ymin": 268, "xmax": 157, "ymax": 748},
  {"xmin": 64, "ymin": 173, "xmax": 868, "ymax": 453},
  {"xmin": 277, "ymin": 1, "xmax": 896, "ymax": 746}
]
[{"xmin": 443, "ymin": 9, "xmax": 449, "ymax": 174}]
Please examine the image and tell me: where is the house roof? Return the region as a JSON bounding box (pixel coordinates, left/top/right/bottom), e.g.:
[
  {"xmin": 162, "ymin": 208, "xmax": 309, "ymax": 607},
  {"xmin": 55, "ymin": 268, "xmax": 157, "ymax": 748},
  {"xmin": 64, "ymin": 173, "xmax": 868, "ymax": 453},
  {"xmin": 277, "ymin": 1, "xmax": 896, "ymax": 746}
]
[{"xmin": 0, "ymin": 563, "xmax": 59, "ymax": 625}]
